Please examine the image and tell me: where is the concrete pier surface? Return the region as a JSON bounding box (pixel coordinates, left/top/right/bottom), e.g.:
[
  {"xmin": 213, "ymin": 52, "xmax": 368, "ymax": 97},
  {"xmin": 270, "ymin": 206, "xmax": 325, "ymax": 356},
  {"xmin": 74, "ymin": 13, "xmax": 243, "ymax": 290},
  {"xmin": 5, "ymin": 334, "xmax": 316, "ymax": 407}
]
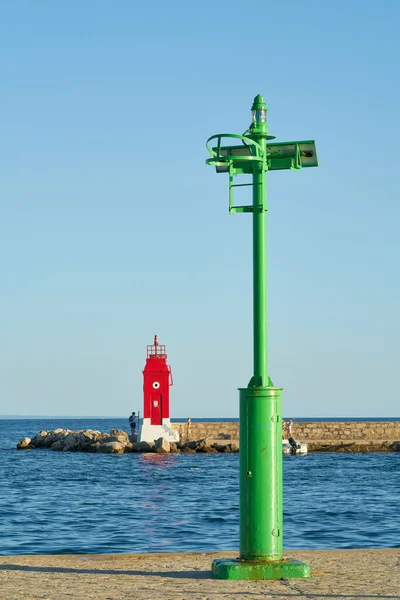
[{"xmin": 0, "ymin": 549, "xmax": 398, "ymax": 599}]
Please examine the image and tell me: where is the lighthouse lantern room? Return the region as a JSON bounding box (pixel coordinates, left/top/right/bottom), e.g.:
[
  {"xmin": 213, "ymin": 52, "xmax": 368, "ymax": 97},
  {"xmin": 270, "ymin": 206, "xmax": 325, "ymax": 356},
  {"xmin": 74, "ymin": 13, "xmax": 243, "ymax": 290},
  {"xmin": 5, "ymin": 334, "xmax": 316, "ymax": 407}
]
[{"xmin": 139, "ymin": 335, "xmax": 179, "ymax": 443}]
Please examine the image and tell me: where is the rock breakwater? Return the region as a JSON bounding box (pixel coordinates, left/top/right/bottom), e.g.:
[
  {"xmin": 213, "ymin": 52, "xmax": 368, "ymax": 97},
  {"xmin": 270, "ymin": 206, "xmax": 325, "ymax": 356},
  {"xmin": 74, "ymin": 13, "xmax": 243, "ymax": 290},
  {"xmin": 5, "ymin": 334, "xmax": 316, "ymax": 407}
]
[
  {"xmin": 16, "ymin": 421, "xmax": 400, "ymax": 454},
  {"xmin": 16, "ymin": 428, "xmax": 239, "ymax": 454}
]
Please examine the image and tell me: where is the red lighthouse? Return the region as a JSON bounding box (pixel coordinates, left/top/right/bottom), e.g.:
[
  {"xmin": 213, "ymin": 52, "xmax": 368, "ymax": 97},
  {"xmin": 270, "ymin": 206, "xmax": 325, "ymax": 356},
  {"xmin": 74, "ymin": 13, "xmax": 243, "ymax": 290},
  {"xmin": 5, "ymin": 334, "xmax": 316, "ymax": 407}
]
[{"xmin": 139, "ymin": 335, "xmax": 179, "ymax": 443}]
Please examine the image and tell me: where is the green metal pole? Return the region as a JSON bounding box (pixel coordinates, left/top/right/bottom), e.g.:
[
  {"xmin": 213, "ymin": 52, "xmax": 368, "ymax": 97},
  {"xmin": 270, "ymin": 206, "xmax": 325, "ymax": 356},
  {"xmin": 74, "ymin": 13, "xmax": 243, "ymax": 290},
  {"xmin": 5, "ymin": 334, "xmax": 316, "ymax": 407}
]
[
  {"xmin": 252, "ymin": 147, "xmax": 268, "ymax": 388},
  {"xmin": 211, "ymin": 95, "xmax": 310, "ymax": 580},
  {"xmin": 239, "ymin": 95, "xmax": 283, "ymax": 561}
]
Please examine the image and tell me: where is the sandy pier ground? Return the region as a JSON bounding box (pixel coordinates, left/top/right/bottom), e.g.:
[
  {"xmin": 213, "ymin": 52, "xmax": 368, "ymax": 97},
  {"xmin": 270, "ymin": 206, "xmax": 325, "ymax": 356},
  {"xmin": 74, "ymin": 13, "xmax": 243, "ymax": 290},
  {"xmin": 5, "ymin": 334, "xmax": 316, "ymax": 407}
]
[{"xmin": 0, "ymin": 548, "xmax": 398, "ymax": 599}]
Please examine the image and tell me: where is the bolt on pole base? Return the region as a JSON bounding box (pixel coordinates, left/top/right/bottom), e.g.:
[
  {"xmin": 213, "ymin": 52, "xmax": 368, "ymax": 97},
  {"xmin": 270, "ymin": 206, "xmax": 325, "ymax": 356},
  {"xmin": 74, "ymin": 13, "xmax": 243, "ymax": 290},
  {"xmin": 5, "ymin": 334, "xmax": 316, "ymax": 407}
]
[{"xmin": 212, "ymin": 557, "xmax": 310, "ymax": 580}]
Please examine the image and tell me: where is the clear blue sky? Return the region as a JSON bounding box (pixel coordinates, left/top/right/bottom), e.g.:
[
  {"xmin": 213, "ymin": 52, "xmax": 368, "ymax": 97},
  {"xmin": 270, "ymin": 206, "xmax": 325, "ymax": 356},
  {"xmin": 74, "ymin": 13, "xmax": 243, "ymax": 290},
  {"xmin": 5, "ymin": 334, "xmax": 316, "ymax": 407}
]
[{"xmin": 1, "ymin": 0, "xmax": 399, "ymax": 418}]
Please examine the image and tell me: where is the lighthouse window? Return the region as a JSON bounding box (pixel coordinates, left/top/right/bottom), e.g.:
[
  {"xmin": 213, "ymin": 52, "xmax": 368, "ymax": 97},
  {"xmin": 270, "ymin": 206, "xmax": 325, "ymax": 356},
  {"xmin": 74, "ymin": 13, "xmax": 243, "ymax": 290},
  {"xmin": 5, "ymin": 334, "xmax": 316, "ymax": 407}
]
[{"xmin": 152, "ymin": 381, "xmax": 160, "ymax": 389}]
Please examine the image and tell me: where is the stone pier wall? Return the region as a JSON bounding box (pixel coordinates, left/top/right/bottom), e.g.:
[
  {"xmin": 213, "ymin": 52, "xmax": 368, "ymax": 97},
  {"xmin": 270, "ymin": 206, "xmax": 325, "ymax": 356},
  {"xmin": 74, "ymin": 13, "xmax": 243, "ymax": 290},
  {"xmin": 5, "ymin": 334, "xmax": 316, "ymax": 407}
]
[
  {"xmin": 172, "ymin": 422, "xmax": 239, "ymax": 442},
  {"xmin": 171, "ymin": 421, "xmax": 400, "ymax": 443}
]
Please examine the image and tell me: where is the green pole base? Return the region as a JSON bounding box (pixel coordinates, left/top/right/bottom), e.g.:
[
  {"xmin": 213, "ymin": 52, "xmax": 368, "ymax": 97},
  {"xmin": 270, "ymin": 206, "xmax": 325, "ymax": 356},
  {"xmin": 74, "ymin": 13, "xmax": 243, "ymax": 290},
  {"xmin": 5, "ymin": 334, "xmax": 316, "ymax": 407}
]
[{"xmin": 212, "ymin": 557, "xmax": 310, "ymax": 580}]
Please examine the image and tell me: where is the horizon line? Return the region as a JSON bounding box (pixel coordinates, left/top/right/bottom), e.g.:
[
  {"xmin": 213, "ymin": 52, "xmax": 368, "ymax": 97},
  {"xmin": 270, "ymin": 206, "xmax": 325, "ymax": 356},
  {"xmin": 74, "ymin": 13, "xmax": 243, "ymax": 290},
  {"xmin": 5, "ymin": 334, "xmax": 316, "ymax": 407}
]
[{"xmin": 1, "ymin": 414, "xmax": 399, "ymax": 420}]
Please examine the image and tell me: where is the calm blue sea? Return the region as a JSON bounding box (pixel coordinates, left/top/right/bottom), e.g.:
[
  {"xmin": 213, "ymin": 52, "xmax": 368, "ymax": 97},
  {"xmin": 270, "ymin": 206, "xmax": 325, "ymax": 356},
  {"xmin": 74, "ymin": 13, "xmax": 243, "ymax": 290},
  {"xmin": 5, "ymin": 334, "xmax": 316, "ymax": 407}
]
[{"xmin": 0, "ymin": 418, "xmax": 398, "ymax": 556}]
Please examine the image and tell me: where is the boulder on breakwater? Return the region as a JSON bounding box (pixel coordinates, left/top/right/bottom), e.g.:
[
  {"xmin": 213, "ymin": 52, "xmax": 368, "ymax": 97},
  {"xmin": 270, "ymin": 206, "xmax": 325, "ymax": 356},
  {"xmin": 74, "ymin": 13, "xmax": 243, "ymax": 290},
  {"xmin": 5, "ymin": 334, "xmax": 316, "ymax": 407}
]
[{"xmin": 16, "ymin": 429, "xmax": 239, "ymax": 454}]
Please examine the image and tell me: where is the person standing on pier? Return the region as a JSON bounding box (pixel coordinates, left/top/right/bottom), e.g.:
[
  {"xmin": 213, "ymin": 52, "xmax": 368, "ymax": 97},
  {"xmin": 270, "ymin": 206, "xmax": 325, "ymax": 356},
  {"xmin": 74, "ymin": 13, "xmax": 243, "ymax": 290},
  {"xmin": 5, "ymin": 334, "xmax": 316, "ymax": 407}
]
[
  {"xmin": 129, "ymin": 412, "xmax": 137, "ymax": 435},
  {"xmin": 186, "ymin": 417, "xmax": 191, "ymax": 442}
]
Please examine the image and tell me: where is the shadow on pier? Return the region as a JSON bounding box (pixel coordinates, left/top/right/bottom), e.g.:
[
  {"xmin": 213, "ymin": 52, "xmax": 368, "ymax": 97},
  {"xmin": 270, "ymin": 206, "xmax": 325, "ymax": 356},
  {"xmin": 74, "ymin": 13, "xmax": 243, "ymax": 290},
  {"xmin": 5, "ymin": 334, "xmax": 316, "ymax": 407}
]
[{"xmin": 1, "ymin": 563, "xmax": 400, "ymax": 598}]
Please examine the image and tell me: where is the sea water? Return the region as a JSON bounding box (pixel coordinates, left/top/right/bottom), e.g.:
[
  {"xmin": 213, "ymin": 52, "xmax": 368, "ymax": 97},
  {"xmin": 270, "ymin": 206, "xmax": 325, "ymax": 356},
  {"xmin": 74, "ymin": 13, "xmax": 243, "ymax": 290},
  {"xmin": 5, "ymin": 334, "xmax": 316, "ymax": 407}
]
[{"xmin": 0, "ymin": 418, "xmax": 398, "ymax": 555}]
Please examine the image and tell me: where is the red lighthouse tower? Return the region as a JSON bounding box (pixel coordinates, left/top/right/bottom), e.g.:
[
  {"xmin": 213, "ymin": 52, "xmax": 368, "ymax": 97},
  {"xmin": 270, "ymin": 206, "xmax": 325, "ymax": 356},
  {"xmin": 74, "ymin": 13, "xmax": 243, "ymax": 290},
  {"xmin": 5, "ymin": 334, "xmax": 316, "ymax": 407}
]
[{"xmin": 139, "ymin": 335, "xmax": 179, "ymax": 443}]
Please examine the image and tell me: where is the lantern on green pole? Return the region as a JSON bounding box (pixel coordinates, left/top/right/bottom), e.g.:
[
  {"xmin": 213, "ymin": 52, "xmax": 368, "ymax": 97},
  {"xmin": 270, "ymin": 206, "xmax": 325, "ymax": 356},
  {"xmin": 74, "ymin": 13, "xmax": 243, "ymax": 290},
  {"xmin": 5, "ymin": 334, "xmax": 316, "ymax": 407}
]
[{"xmin": 206, "ymin": 95, "xmax": 318, "ymax": 580}]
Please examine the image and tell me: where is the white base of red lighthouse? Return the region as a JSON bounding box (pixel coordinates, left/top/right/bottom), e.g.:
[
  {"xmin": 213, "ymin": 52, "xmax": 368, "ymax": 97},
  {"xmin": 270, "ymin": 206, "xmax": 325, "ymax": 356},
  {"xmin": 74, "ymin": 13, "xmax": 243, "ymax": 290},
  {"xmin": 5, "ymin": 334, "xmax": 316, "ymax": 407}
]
[
  {"xmin": 139, "ymin": 418, "xmax": 179, "ymax": 444},
  {"xmin": 139, "ymin": 335, "xmax": 179, "ymax": 444}
]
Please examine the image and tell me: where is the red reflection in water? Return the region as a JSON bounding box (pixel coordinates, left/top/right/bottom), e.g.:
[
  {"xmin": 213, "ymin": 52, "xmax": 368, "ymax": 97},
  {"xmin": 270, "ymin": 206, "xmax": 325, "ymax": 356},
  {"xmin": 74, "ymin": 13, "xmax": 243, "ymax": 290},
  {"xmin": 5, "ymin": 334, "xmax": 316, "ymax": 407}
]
[{"xmin": 140, "ymin": 454, "xmax": 177, "ymax": 468}]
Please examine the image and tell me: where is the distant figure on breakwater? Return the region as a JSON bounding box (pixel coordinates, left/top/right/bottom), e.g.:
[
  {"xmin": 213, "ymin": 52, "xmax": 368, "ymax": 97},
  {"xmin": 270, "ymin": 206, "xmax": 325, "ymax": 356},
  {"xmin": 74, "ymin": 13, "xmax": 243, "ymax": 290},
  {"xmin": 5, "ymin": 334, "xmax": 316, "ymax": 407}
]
[
  {"xmin": 186, "ymin": 418, "xmax": 191, "ymax": 442},
  {"xmin": 129, "ymin": 412, "xmax": 137, "ymax": 434},
  {"xmin": 286, "ymin": 418, "xmax": 301, "ymax": 453}
]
